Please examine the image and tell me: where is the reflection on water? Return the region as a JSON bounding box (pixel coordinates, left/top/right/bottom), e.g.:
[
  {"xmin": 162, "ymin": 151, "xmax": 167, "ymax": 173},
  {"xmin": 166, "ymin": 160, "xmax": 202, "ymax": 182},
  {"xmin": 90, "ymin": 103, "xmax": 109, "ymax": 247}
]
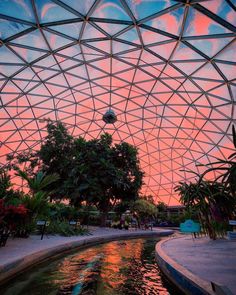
[{"xmin": 2, "ymin": 238, "xmax": 183, "ymax": 295}]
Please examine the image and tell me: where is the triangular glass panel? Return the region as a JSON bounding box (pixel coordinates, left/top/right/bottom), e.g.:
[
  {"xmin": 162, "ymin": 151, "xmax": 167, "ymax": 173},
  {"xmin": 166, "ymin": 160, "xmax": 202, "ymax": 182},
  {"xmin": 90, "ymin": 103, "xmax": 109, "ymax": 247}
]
[
  {"xmin": 43, "ymin": 30, "xmax": 73, "ymax": 50},
  {"xmin": 215, "ymin": 40, "xmax": 236, "ymax": 62},
  {"xmin": 67, "ymin": 64, "xmax": 88, "ymax": 79},
  {"xmin": 60, "ymin": 0, "xmax": 95, "ymax": 16},
  {"xmin": 117, "ymin": 49, "xmax": 141, "ymax": 65},
  {"xmin": 82, "ymin": 23, "xmax": 108, "ymax": 39},
  {"xmin": 192, "ymin": 78, "xmax": 221, "ymax": 92},
  {"xmin": 86, "ymin": 40, "xmax": 111, "ymax": 54},
  {"xmin": 0, "ymin": 65, "xmax": 23, "ymax": 77},
  {"xmin": 187, "ymin": 37, "xmax": 233, "ymax": 58},
  {"xmin": 126, "ymin": 0, "xmax": 177, "ymax": 20},
  {"xmin": 192, "ymin": 63, "xmax": 224, "ymax": 80},
  {"xmin": 36, "ymin": 68, "xmax": 59, "ymax": 81},
  {"xmin": 117, "ymin": 27, "xmax": 141, "ymax": 45},
  {"xmin": 0, "ymin": 0, "xmax": 35, "ymax": 22},
  {"xmin": 230, "ymin": 84, "xmax": 236, "ymax": 101},
  {"xmin": 161, "ymin": 64, "xmax": 182, "ymax": 78},
  {"xmin": 208, "ymin": 84, "xmax": 231, "ymax": 101},
  {"xmin": 134, "ymin": 69, "xmax": 154, "ymax": 83},
  {"xmin": 15, "ymin": 67, "xmax": 39, "ymax": 80},
  {"xmin": 215, "ymin": 62, "xmax": 236, "ymax": 81},
  {"xmin": 0, "ymin": 19, "xmax": 31, "ymax": 40},
  {"xmin": 140, "ymin": 28, "xmax": 171, "ymax": 45},
  {"xmin": 173, "ymin": 61, "xmax": 205, "ymax": 75},
  {"xmin": 13, "ymin": 30, "xmax": 48, "ymax": 50},
  {"xmin": 57, "ymin": 45, "xmax": 82, "ymax": 59},
  {"xmin": 9, "ymin": 45, "xmax": 47, "ymax": 63},
  {"xmin": 47, "ymin": 74, "xmax": 68, "ymax": 87},
  {"xmin": 145, "ymin": 7, "xmax": 185, "ymax": 36},
  {"xmin": 148, "ymin": 41, "xmax": 177, "ymax": 60},
  {"xmin": 112, "ymin": 58, "xmax": 134, "ymax": 73},
  {"xmin": 116, "ymin": 69, "xmax": 135, "ymax": 83},
  {"xmin": 90, "ymin": 0, "xmax": 132, "ymax": 21},
  {"xmin": 112, "ymin": 40, "xmax": 138, "ymax": 54},
  {"xmin": 35, "ymin": 0, "xmax": 78, "ymax": 23},
  {"xmin": 95, "ymin": 22, "xmax": 128, "ymax": 36},
  {"xmin": 0, "ymin": 45, "xmax": 23, "ymax": 63},
  {"xmin": 201, "ymin": 0, "xmax": 236, "ymax": 27},
  {"xmin": 171, "ymin": 42, "xmax": 203, "ymax": 61},
  {"xmin": 136, "ymin": 80, "xmax": 156, "ymax": 93},
  {"xmin": 2, "ymin": 81, "xmax": 20, "ymax": 93},
  {"xmin": 140, "ymin": 50, "xmax": 163, "ymax": 64},
  {"xmin": 140, "ymin": 64, "xmax": 165, "ymax": 77},
  {"xmin": 34, "ymin": 55, "xmax": 58, "ymax": 68},
  {"xmin": 90, "ymin": 58, "xmax": 110, "ymax": 73},
  {"xmin": 50, "ymin": 22, "xmax": 83, "ymax": 39},
  {"xmin": 82, "ymin": 44, "xmax": 105, "ymax": 58},
  {"xmin": 29, "ymin": 83, "xmax": 51, "ymax": 96},
  {"xmin": 183, "ymin": 7, "xmax": 231, "ymax": 37}
]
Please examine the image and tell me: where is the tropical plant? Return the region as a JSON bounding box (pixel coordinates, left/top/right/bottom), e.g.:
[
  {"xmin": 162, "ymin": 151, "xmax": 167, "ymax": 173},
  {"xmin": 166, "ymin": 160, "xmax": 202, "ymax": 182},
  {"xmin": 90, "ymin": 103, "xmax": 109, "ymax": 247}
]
[
  {"xmin": 15, "ymin": 169, "xmax": 60, "ymax": 195},
  {"xmin": 15, "ymin": 170, "xmax": 60, "ymax": 221},
  {"xmin": 199, "ymin": 125, "xmax": 236, "ymax": 197},
  {"xmin": 175, "ymin": 179, "xmax": 235, "ymax": 239}
]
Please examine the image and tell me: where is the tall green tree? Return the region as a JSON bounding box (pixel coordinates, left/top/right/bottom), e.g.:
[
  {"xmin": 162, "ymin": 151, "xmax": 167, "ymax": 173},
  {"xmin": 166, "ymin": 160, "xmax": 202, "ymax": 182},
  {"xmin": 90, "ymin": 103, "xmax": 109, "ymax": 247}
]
[
  {"xmin": 38, "ymin": 121, "xmax": 74, "ymax": 199},
  {"xmin": 67, "ymin": 133, "xmax": 143, "ymax": 226}
]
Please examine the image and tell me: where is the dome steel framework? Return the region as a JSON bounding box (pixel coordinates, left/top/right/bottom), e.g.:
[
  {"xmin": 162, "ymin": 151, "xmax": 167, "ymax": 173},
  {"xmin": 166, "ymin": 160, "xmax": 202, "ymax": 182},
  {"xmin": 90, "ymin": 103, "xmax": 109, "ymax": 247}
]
[{"xmin": 0, "ymin": 0, "xmax": 236, "ymax": 204}]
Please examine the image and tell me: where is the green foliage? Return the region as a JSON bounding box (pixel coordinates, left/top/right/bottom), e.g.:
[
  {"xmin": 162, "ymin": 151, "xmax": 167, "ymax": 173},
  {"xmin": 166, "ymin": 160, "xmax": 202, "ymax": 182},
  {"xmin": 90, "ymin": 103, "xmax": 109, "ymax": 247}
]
[
  {"xmin": 21, "ymin": 191, "xmax": 50, "ymax": 220},
  {"xmin": 133, "ymin": 198, "xmax": 157, "ymax": 220},
  {"xmin": 0, "ymin": 167, "xmax": 11, "ymax": 198},
  {"xmin": 6, "ymin": 121, "xmax": 143, "ymax": 227},
  {"xmin": 175, "ymin": 179, "xmax": 236, "ymax": 239},
  {"xmin": 49, "ymin": 203, "xmax": 79, "ymax": 221},
  {"xmin": 15, "ymin": 169, "xmax": 60, "ymax": 195},
  {"xmin": 46, "ymin": 220, "xmax": 88, "ymax": 236},
  {"xmin": 38, "ymin": 121, "xmax": 74, "ymax": 199}
]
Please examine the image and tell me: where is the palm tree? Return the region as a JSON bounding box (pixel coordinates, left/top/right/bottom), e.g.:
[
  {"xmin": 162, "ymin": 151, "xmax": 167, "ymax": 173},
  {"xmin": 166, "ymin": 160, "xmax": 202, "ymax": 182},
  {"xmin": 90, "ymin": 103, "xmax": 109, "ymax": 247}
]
[
  {"xmin": 16, "ymin": 170, "xmax": 59, "ymax": 195},
  {"xmin": 16, "ymin": 169, "xmax": 60, "ymax": 220}
]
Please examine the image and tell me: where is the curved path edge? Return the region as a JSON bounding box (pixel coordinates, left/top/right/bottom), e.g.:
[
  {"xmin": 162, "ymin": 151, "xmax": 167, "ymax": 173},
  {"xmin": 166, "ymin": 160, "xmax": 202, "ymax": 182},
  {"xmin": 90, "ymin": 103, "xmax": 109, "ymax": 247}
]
[
  {"xmin": 0, "ymin": 229, "xmax": 173, "ymax": 285},
  {"xmin": 155, "ymin": 236, "xmax": 214, "ymax": 295}
]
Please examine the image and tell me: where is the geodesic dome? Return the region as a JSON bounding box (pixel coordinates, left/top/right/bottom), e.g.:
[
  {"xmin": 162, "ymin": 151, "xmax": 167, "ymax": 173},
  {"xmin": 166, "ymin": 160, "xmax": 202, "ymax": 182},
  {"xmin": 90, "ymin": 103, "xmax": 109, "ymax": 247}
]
[{"xmin": 0, "ymin": 0, "xmax": 235, "ymax": 205}]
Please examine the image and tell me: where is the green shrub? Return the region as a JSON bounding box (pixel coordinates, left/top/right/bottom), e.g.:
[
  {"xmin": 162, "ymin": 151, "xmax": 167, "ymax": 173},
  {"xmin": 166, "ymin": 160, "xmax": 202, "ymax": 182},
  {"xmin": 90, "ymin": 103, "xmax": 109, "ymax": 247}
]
[{"xmin": 46, "ymin": 220, "xmax": 89, "ymax": 236}]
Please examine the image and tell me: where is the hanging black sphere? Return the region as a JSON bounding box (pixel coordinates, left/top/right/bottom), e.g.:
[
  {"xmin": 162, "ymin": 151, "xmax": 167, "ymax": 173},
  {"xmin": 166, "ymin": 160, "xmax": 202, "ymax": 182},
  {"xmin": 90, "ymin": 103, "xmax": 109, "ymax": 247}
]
[{"xmin": 102, "ymin": 109, "xmax": 117, "ymax": 124}]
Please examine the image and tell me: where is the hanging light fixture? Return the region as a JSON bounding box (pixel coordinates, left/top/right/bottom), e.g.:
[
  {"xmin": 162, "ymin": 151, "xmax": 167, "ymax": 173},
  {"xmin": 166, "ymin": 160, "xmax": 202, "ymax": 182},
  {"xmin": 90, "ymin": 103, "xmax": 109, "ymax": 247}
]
[{"xmin": 102, "ymin": 109, "xmax": 117, "ymax": 124}]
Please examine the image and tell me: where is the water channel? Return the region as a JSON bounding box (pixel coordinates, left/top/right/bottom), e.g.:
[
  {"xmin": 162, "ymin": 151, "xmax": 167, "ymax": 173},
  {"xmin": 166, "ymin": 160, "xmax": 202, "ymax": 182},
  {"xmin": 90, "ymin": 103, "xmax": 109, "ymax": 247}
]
[{"xmin": 2, "ymin": 238, "xmax": 183, "ymax": 295}]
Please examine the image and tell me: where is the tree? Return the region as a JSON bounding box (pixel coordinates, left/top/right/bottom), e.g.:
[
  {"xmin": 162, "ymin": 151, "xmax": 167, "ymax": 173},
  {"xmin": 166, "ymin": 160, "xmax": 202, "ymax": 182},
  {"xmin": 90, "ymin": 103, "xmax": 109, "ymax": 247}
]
[
  {"xmin": 67, "ymin": 133, "xmax": 144, "ymax": 226},
  {"xmin": 132, "ymin": 198, "xmax": 157, "ymax": 226},
  {"xmin": 38, "ymin": 121, "xmax": 74, "ymax": 199}
]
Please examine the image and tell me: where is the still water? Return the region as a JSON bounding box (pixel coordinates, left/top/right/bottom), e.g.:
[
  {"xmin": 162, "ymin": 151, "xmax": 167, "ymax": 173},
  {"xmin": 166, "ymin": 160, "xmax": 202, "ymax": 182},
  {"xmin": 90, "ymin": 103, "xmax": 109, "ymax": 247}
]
[{"xmin": 2, "ymin": 238, "xmax": 183, "ymax": 295}]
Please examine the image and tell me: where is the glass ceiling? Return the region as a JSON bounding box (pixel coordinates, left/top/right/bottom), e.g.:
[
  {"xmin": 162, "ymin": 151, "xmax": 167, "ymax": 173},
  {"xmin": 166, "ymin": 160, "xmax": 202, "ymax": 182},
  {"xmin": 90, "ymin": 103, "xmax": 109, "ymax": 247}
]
[{"xmin": 0, "ymin": 0, "xmax": 236, "ymax": 205}]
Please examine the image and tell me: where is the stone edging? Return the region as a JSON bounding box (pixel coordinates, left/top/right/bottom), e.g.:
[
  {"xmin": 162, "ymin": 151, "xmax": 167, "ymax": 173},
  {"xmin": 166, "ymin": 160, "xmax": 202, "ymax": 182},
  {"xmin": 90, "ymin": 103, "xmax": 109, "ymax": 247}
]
[
  {"xmin": 0, "ymin": 230, "xmax": 173, "ymax": 286},
  {"xmin": 155, "ymin": 236, "xmax": 214, "ymax": 295}
]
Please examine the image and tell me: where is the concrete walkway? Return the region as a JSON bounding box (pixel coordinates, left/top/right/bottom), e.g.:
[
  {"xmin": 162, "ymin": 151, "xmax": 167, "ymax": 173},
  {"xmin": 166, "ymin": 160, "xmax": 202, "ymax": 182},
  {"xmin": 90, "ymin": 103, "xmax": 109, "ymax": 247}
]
[
  {"xmin": 0, "ymin": 227, "xmax": 173, "ymax": 284},
  {"xmin": 160, "ymin": 235, "xmax": 236, "ymax": 294}
]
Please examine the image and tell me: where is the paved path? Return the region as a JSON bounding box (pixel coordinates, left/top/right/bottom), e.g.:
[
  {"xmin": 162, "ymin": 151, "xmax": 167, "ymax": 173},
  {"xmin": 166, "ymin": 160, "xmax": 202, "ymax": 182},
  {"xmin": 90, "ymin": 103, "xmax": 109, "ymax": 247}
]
[
  {"xmin": 0, "ymin": 227, "xmax": 172, "ymax": 284},
  {"xmin": 161, "ymin": 235, "xmax": 236, "ymax": 294}
]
